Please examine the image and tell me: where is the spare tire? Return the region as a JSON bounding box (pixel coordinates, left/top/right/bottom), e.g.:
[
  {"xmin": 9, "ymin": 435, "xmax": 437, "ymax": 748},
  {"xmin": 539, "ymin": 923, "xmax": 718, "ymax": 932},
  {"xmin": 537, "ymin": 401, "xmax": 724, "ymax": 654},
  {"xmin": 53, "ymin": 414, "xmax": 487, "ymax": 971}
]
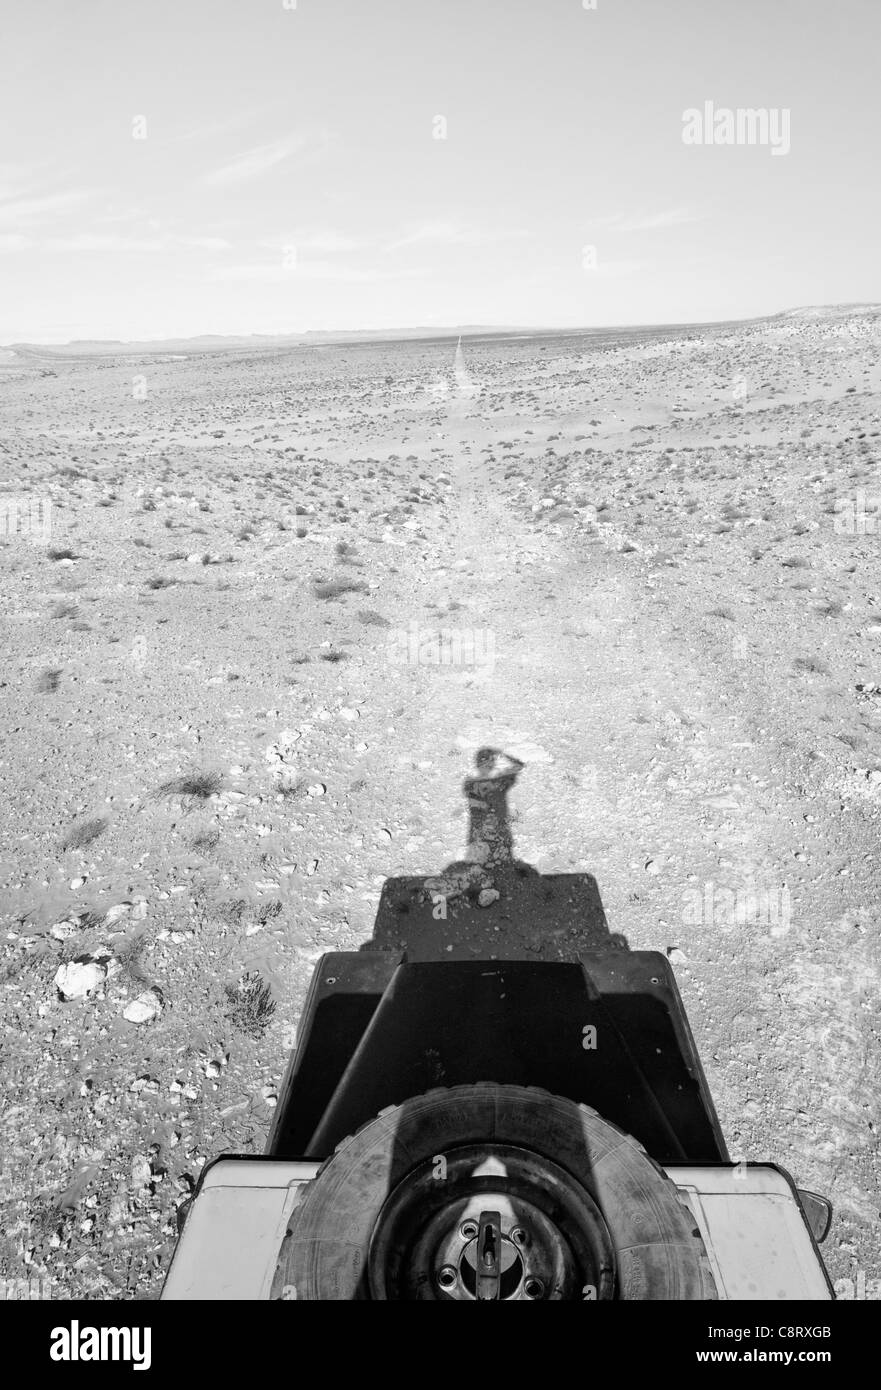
[{"xmin": 272, "ymin": 1084, "xmax": 717, "ymax": 1300}]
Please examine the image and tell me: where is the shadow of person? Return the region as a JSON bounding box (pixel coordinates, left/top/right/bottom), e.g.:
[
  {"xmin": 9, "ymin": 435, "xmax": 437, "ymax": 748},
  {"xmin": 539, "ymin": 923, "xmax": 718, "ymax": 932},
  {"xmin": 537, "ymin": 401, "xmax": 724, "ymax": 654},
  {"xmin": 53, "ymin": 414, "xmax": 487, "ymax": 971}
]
[
  {"xmin": 463, "ymin": 747, "xmax": 524, "ymax": 869},
  {"xmin": 365, "ymin": 749, "xmax": 628, "ymax": 963}
]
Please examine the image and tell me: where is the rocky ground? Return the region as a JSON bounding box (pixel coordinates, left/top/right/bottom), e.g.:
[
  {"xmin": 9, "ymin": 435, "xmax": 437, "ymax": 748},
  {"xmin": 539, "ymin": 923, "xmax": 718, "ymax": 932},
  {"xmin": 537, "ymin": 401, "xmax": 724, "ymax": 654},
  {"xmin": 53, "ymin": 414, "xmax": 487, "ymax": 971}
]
[{"xmin": 0, "ymin": 305, "xmax": 879, "ymax": 1299}]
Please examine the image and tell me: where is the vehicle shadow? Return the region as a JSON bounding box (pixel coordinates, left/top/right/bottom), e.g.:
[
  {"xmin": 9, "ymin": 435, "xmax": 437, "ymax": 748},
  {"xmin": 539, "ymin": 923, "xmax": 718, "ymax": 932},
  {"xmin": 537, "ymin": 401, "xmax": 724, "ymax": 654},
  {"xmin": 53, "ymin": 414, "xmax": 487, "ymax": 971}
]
[
  {"xmin": 267, "ymin": 752, "xmax": 729, "ymax": 1301},
  {"xmin": 363, "ymin": 747, "xmax": 628, "ymax": 961}
]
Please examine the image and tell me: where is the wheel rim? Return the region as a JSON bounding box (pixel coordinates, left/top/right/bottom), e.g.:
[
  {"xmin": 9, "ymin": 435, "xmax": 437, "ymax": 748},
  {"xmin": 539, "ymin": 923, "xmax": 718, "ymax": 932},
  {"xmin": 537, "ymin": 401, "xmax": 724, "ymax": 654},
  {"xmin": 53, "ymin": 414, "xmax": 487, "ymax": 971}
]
[{"xmin": 367, "ymin": 1144, "xmax": 617, "ymax": 1300}]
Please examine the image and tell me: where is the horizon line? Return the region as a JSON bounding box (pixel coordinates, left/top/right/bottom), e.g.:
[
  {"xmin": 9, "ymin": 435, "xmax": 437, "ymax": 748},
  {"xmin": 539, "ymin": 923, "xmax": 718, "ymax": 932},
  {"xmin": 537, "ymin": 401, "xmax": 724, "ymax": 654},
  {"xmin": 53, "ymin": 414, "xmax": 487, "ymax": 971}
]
[{"xmin": 4, "ymin": 301, "xmax": 880, "ymax": 353}]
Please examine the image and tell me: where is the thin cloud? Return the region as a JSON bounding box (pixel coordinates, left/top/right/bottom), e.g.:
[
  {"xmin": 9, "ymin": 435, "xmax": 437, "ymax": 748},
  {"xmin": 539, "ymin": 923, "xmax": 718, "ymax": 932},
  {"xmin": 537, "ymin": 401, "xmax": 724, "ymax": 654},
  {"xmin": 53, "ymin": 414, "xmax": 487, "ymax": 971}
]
[
  {"xmin": 585, "ymin": 208, "xmax": 703, "ymax": 234},
  {"xmin": 9, "ymin": 231, "xmax": 233, "ymax": 254},
  {"xmin": 0, "ymin": 189, "xmax": 92, "ymax": 226},
  {"xmin": 183, "ymin": 235, "xmax": 233, "ymax": 251},
  {"xmin": 200, "ymin": 135, "xmax": 314, "ymax": 187},
  {"xmin": 210, "ymin": 260, "xmax": 423, "ymax": 284},
  {"xmin": 590, "ymin": 258, "xmax": 647, "ymax": 277},
  {"xmin": 385, "ymin": 220, "xmax": 522, "ymax": 251},
  {"xmin": 300, "ymin": 232, "xmax": 365, "ymax": 254},
  {"xmin": 0, "ymin": 162, "xmax": 55, "ymax": 200},
  {"xmin": 258, "ymin": 231, "xmax": 365, "ymax": 255},
  {"xmin": 97, "ymin": 206, "xmax": 153, "ymax": 226},
  {"xmin": 173, "ymin": 110, "xmax": 266, "ymax": 144},
  {"xmin": 619, "ymin": 208, "xmax": 702, "ymax": 232},
  {"xmin": 45, "ymin": 234, "xmax": 168, "ymax": 253}
]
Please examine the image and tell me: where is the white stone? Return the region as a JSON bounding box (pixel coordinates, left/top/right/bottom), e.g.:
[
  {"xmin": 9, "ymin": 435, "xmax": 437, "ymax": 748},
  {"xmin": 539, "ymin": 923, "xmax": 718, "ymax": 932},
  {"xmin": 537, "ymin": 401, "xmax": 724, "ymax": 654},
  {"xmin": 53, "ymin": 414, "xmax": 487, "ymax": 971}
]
[
  {"xmin": 131, "ymin": 1155, "xmax": 152, "ymax": 1190},
  {"xmin": 50, "ymin": 920, "xmax": 78, "ymax": 941},
  {"xmin": 54, "ymin": 960, "xmax": 105, "ymax": 1000},
  {"xmin": 104, "ymin": 903, "xmax": 133, "ymax": 926},
  {"xmin": 123, "ymin": 989, "xmax": 163, "ymax": 1024}
]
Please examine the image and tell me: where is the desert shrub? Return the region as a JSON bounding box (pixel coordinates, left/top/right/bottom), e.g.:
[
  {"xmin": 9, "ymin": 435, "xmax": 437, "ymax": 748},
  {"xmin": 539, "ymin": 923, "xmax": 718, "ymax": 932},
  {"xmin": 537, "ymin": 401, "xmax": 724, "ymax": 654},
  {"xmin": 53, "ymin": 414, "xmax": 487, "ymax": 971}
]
[
  {"xmin": 156, "ymin": 770, "xmax": 223, "ymax": 800},
  {"xmin": 62, "ymin": 818, "xmax": 108, "ymax": 850},
  {"xmin": 190, "ymin": 829, "xmax": 220, "ymax": 852},
  {"xmin": 224, "ymin": 972, "xmax": 277, "ymax": 1040},
  {"xmin": 312, "ymin": 577, "xmax": 367, "ymax": 600}
]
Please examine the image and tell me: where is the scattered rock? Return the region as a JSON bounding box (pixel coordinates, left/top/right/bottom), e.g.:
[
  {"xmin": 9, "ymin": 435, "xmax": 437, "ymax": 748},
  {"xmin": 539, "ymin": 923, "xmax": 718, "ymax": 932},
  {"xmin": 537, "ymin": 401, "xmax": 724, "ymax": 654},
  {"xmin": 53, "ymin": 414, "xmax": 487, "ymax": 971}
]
[
  {"xmin": 130, "ymin": 1076, "xmax": 160, "ymax": 1095},
  {"xmin": 54, "ymin": 960, "xmax": 106, "ymax": 1000},
  {"xmin": 104, "ymin": 902, "xmax": 135, "ymax": 926},
  {"xmin": 50, "ymin": 919, "xmax": 81, "ymax": 941},
  {"xmin": 130, "ymin": 1154, "xmax": 152, "ymax": 1191},
  {"xmin": 123, "ymin": 989, "xmax": 163, "ymax": 1024}
]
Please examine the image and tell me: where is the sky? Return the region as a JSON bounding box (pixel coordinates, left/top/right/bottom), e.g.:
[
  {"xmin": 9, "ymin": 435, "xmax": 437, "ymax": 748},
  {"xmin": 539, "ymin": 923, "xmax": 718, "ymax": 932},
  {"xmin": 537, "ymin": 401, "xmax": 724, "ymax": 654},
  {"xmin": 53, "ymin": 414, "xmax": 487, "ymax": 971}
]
[{"xmin": 1, "ymin": 0, "xmax": 879, "ymax": 342}]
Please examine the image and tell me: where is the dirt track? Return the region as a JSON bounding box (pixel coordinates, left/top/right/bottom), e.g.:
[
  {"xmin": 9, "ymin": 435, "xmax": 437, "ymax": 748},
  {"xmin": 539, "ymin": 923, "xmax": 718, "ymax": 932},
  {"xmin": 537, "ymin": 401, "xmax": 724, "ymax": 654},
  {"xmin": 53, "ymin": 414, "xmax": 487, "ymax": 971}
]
[{"xmin": 0, "ymin": 308, "xmax": 879, "ymax": 1296}]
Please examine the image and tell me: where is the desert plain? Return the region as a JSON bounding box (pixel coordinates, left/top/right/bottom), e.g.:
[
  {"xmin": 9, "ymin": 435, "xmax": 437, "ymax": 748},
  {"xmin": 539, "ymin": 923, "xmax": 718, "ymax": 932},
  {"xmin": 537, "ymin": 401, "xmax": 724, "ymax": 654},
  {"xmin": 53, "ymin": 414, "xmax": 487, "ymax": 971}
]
[{"xmin": 0, "ymin": 304, "xmax": 879, "ymax": 1298}]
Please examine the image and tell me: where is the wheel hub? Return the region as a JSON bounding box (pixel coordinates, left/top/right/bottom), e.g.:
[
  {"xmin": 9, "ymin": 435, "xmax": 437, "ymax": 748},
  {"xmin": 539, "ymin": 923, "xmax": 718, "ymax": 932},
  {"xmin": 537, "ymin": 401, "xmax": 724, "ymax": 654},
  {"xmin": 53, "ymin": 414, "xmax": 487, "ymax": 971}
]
[{"xmin": 367, "ymin": 1143, "xmax": 617, "ymax": 1300}]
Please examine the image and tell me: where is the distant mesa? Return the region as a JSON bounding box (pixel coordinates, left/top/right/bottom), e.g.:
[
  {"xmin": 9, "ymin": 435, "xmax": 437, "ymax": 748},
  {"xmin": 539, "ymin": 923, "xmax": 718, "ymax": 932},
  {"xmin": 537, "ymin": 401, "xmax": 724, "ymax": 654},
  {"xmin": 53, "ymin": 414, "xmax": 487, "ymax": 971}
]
[{"xmin": 1, "ymin": 326, "xmax": 512, "ymax": 359}]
